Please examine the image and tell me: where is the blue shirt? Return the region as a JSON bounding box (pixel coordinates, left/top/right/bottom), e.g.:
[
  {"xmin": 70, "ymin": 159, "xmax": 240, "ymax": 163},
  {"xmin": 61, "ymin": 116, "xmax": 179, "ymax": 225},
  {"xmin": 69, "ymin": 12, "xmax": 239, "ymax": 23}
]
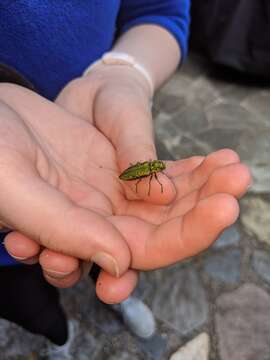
[{"xmin": 0, "ymin": 0, "xmax": 190, "ymax": 266}]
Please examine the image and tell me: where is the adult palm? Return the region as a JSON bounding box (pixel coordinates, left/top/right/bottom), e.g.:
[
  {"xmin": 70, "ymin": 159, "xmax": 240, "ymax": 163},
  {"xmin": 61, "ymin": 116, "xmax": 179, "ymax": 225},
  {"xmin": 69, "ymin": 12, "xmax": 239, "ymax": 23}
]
[{"xmin": 1, "ymin": 79, "xmax": 250, "ymax": 303}]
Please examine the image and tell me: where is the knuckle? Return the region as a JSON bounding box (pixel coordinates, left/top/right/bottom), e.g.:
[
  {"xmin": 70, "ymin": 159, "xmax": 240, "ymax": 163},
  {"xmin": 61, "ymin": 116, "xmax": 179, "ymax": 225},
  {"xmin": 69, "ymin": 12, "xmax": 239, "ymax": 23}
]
[{"xmin": 60, "ymin": 78, "xmax": 83, "ymax": 98}]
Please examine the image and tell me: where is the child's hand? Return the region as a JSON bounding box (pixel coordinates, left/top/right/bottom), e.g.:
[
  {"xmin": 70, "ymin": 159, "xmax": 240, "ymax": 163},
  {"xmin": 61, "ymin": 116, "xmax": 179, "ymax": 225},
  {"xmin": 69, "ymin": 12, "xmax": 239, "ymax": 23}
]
[{"xmin": 56, "ymin": 64, "xmax": 177, "ymax": 204}]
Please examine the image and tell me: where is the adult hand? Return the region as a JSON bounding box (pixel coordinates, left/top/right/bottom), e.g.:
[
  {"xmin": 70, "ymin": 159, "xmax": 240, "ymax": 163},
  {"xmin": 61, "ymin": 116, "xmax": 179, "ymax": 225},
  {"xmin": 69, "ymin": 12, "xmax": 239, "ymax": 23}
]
[
  {"xmin": 3, "ymin": 71, "xmax": 251, "ymax": 303},
  {"xmin": 0, "ymin": 83, "xmax": 134, "ymax": 302}
]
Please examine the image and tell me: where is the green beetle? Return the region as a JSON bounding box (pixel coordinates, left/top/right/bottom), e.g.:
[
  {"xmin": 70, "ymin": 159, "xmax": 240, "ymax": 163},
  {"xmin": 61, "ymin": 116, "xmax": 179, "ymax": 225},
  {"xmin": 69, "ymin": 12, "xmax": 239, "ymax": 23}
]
[{"xmin": 119, "ymin": 160, "xmax": 166, "ymax": 195}]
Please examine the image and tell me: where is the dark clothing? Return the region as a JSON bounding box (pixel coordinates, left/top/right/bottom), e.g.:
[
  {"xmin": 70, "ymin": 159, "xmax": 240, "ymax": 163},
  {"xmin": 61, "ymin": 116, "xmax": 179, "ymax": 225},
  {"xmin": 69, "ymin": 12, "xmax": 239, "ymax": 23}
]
[
  {"xmin": 0, "ymin": 261, "xmax": 101, "ymax": 345},
  {"xmin": 0, "ymin": 264, "xmax": 68, "ymax": 345},
  {"xmin": 190, "ymin": 0, "xmax": 270, "ymax": 78}
]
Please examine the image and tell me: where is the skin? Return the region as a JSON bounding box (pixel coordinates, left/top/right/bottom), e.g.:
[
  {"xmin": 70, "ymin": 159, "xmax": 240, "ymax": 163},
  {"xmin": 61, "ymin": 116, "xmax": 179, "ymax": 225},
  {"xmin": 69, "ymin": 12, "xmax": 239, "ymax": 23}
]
[
  {"xmin": 1, "ymin": 80, "xmax": 251, "ymax": 303},
  {"xmin": 2, "ymin": 25, "xmax": 252, "ymax": 304}
]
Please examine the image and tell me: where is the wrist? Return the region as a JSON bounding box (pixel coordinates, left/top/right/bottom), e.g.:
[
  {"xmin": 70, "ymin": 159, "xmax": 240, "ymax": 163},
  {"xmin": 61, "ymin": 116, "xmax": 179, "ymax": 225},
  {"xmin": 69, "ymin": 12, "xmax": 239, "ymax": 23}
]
[
  {"xmin": 83, "ymin": 53, "xmax": 154, "ymax": 100},
  {"xmin": 83, "ymin": 63, "xmax": 153, "ymax": 104}
]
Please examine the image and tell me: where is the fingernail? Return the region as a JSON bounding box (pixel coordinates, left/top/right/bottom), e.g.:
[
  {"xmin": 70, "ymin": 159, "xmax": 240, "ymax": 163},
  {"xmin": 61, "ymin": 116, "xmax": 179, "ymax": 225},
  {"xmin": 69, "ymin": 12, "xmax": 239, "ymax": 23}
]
[
  {"xmin": 7, "ymin": 252, "xmax": 29, "ymax": 261},
  {"xmin": 43, "ymin": 269, "xmax": 72, "ymax": 279},
  {"xmin": 91, "ymin": 252, "xmax": 119, "ymax": 277}
]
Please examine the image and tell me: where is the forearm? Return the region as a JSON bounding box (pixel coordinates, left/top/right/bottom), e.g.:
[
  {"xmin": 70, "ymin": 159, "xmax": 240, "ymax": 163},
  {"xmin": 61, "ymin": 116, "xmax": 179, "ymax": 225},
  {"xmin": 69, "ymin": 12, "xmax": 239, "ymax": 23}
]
[{"xmin": 112, "ymin": 24, "xmax": 181, "ymax": 92}]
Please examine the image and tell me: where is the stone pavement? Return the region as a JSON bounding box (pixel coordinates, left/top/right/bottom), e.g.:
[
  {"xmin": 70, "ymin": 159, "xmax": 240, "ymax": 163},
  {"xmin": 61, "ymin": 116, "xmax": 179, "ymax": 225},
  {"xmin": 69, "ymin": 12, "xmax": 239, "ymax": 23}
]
[{"xmin": 1, "ymin": 54, "xmax": 270, "ymax": 359}]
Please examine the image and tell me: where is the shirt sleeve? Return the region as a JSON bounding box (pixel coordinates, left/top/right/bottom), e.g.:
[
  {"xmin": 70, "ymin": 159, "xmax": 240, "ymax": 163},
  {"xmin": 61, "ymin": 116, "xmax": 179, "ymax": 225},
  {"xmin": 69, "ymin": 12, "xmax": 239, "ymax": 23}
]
[{"xmin": 117, "ymin": 0, "xmax": 191, "ymax": 60}]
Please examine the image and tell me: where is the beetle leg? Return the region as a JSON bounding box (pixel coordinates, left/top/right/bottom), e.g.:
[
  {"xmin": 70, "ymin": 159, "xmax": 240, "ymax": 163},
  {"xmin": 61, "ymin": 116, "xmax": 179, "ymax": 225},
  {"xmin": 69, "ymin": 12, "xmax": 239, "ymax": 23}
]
[
  {"xmin": 154, "ymin": 173, "xmax": 163, "ymax": 193},
  {"xmin": 148, "ymin": 174, "xmax": 153, "ymax": 196},
  {"xmin": 135, "ymin": 178, "xmax": 143, "ymax": 193}
]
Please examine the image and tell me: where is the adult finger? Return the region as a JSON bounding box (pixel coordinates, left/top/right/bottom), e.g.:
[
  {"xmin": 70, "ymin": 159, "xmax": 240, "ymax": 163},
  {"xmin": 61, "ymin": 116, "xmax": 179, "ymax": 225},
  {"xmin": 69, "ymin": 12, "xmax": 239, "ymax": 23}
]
[
  {"xmin": 43, "ymin": 267, "xmax": 82, "ymax": 288},
  {"xmin": 172, "ymin": 149, "xmax": 240, "ymax": 199},
  {"xmin": 4, "ymin": 231, "xmax": 40, "ymax": 264},
  {"xmin": 110, "ymin": 194, "xmax": 239, "ymax": 270},
  {"xmin": 167, "ymin": 162, "xmax": 251, "ymax": 220},
  {"xmin": 39, "ymin": 248, "xmax": 80, "ymax": 287},
  {"xmin": 165, "ymin": 156, "xmax": 205, "ymax": 177},
  {"xmin": 95, "ymin": 269, "xmax": 139, "ymax": 304},
  {"xmin": 199, "ymin": 163, "xmax": 252, "ymax": 199},
  {"xmin": 0, "ymin": 165, "xmax": 131, "ymax": 277}
]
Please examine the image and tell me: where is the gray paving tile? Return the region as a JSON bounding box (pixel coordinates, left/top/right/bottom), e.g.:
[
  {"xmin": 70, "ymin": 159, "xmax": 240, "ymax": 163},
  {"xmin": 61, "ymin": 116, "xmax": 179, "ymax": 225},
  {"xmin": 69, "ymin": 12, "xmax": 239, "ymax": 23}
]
[
  {"xmin": 212, "ymin": 225, "xmax": 241, "ymax": 249},
  {"xmin": 202, "ymin": 250, "xmax": 241, "ymax": 285},
  {"xmin": 216, "ymin": 284, "xmax": 270, "ymax": 360},
  {"xmin": 143, "ymin": 265, "xmax": 209, "ymax": 336},
  {"xmin": 252, "ymin": 249, "xmax": 270, "ymax": 285},
  {"xmin": 241, "ymin": 196, "xmax": 270, "ymax": 245}
]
